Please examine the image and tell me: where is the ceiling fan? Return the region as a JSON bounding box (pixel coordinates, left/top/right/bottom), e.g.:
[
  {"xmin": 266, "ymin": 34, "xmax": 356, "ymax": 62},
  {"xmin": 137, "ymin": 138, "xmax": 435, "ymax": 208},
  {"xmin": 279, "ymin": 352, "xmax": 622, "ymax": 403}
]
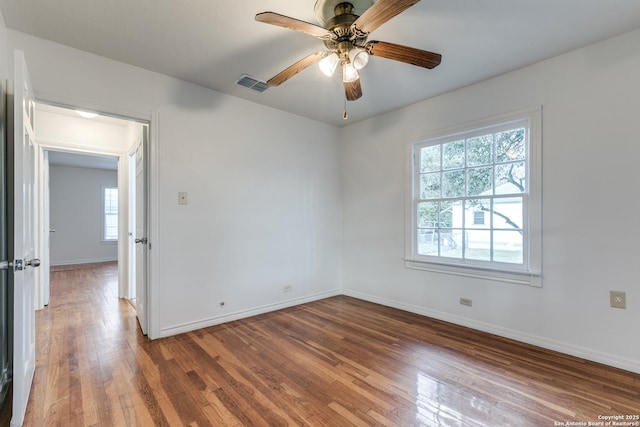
[{"xmin": 255, "ymin": 0, "xmax": 442, "ymax": 104}]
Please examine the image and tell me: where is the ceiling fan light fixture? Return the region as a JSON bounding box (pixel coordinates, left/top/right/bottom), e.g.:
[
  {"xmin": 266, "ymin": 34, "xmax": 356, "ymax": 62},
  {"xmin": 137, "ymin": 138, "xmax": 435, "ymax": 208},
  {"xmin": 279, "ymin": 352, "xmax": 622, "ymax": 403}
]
[
  {"xmin": 342, "ymin": 62, "xmax": 359, "ymax": 83},
  {"xmin": 319, "ymin": 52, "xmax": 340, "ymax": 77},
  {"xmin": 349, "ymin": 47, "xmax": 369, "ymax": 70}
]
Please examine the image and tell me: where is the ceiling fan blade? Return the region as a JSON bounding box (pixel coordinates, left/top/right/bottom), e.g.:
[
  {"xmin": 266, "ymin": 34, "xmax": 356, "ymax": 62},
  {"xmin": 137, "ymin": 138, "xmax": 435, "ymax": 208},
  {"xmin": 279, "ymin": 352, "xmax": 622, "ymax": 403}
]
[
  {"xmin": 344, "ymin": 79, "xmax": 362, "ymax": 101},
  {"xmin": 366, "ymin": 40, "xmax": 441, "ymax": 69},
  {"xmin": 256, "ymin": 12, "xmax": 332, "ymax": 40},
  {"xmin": 266, "ymin": 51, "xmax": 327, "ymax": 87},
  {"xmin": 352, "ymin": 0, "xmax": 421, "ymax": 35}
]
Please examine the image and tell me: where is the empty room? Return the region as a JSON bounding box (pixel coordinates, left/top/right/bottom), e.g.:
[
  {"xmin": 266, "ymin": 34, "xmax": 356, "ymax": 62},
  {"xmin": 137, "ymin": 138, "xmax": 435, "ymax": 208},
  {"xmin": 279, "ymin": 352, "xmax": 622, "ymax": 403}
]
[{"xmin": 0, "ymin": 1, "xmax": 639, "ymax": 426}]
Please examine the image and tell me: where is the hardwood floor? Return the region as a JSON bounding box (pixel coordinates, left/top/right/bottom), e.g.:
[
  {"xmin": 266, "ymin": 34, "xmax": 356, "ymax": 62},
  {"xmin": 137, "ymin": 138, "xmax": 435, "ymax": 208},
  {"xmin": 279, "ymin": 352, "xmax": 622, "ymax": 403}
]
[{"xmin": 13, "ymin": 263, "xmax": 640, "ymax": 426}]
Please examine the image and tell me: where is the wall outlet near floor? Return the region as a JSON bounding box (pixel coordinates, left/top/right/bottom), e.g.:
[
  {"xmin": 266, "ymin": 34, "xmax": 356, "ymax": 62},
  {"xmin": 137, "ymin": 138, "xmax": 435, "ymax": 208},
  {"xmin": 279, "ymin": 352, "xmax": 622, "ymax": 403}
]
[
  {"xmin": 283, "ymin": 285, "xmax": 293, "ymax": 293},
  {"xmin": 460, "ymin": 297, "xmax": 473, "ymax": 307},
  {"xmin": 610, "ymin": 291, "xmax": 626, "ymax": 309}
]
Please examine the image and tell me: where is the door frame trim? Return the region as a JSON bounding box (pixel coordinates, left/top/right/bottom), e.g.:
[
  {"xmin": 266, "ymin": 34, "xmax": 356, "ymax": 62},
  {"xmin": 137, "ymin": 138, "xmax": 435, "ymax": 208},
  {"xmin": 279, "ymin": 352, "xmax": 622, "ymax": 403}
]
[{"xmin": 33, "ymin": 106, "xmax": 159, "ymax": 338}]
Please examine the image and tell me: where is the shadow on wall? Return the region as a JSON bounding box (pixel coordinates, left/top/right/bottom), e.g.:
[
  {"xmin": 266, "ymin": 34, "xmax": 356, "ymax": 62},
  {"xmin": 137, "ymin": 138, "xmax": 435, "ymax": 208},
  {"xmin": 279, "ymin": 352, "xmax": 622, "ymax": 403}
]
[{"xmin": 169, "ymin": 78, "xmax": 226, "ymax": 111}]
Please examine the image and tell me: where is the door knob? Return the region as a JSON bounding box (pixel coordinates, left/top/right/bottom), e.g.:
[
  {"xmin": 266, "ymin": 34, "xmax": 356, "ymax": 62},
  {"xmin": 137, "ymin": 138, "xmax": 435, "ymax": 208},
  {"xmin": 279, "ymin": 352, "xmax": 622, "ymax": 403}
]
[
  {"xmin": 135, "ymin": 238, "xmax": 148, "ymax": 244},
  {"xmin": 25, "ymin": 258, "xmax": 41, "ymax": 268}
]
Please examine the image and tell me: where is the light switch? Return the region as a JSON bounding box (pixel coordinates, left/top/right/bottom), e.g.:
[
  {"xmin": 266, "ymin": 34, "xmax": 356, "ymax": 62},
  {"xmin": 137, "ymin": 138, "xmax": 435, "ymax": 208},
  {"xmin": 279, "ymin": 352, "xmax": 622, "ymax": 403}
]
[{"xmin": 178, "ymin": 191, "xmax": 188, "ymax": 205}]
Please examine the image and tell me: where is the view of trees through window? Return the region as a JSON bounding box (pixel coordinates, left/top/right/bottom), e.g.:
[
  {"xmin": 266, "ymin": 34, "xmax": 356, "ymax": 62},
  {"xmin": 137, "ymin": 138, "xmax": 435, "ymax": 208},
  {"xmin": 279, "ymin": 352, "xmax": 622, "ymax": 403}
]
[{"xmin": 416, "ymin": 125, "xmax": 527, "ymax": 264}]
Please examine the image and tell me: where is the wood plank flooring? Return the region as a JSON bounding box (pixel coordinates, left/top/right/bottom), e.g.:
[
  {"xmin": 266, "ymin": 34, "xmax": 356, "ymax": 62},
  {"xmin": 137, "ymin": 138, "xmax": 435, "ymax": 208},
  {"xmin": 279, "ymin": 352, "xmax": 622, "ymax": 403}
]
[{"xmin": 12, "ymin": 263, "xmax": 640, "ymax": 425}]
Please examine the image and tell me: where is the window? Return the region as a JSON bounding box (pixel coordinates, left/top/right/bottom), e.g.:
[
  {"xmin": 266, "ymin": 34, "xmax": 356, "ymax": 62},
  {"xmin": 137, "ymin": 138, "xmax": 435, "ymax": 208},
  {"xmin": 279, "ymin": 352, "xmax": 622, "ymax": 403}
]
[
  {"xmin": 103, "ymin": 187, "xmax": 118, "ymax": 241},
  {"xmin": 473, "ymin": 211, "xmax": 485, "ymax": 225},
  {"xmin": 406, "ymin": 108, "xmax": 541, "ymax": 285}
]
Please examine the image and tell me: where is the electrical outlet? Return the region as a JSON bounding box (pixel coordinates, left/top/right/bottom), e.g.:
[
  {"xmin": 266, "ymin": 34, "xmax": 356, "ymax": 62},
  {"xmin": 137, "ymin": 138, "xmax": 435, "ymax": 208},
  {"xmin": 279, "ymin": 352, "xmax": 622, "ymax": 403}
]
[
  {"xmin": 610, "ymin": 291, "xmax": 626, "ymax": 309},
  {"xmin": 178, "ymin": 191, "xmax": 188, "ymax": 205},
  {"xmin": 283, "ymin": 285, "xmax": 293, "ymax": 293},
  {"xmin": 460, "ymin": 298, "xmax": 473, "ymax": 307}
]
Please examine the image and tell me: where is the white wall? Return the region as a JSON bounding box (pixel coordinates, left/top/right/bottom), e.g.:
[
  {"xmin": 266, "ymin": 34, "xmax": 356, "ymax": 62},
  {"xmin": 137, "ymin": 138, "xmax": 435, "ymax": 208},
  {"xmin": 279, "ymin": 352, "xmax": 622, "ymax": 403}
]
[
  {"xmin": 340, "ymin": 29, "xmax": 640, "ymax": 373},
  {"xmin": 49, "ymin": 165, "xmax": 118, "ymax": 265},
  {"xmin": 6, "ymin": 30, "xmax": 342, "ymax": 338}
]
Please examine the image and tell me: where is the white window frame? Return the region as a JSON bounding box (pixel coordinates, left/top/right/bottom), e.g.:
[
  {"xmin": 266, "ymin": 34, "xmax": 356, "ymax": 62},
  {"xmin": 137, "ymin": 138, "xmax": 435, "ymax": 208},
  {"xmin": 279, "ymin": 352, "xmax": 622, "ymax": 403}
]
[
  {"xmin": 102, "ymin": 186, "xmax": 118, "ymax": 243},
  {"xmin": 405, "ymin": 107, "xmax": 542, "ymax": 286}
]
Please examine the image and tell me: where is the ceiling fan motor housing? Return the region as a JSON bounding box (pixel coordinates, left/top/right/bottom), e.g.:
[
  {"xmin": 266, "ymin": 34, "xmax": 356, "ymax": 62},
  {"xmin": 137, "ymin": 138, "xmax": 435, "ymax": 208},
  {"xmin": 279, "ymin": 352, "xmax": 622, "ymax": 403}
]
[{"xmin": 323, "ymin": 2, "xmax": 368, "ymax": 56}]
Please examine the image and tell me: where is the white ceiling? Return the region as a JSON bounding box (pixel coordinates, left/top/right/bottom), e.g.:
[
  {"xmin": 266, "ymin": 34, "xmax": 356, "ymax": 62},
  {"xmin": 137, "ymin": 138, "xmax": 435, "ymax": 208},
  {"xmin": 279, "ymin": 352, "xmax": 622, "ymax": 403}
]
[{"xmin": 2, "ymin": 0, "xmax": 640, "ymax": 127}]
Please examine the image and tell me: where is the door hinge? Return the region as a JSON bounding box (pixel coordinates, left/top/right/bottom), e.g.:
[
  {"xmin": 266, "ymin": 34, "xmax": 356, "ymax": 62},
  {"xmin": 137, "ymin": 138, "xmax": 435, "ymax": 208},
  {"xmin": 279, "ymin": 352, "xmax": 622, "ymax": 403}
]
[{"xmin": 2, "ymin": 259, "xmax": 24, "ymax": 271}]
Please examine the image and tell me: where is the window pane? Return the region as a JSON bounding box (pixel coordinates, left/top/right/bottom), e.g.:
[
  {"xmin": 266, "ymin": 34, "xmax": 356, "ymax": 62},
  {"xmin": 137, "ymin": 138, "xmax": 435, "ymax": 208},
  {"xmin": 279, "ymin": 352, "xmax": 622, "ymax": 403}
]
[
  {"xmin": 464, "ymin": 199, "xmax": 490, "ymax": 228},
  {"xmin": 493, "ymin": 197, "xmax": 523, "ymax": 230},
  {"xmin": 466, "ymin": 134, "xmax": 493, "ymax": 166},
  {"xmin": 439, "ymin": 229, "xmax": 462, "ymax": 259},
  {"xmin": 418, "ymin": 202, "xmax": 438, "ymax": 228},
  {"xmin": 417, "ymin": 229, "xmax": 438, "ymax": 256},
  {"xmin": 105, "ymin": 214, "xmax": 118, "ymax": 240},
  {"xmin": 467, "ymin": 166, "xmax": 493, "ymax": 196},
  {"xmin": 442, "ymin": 170, "xmax": 464, "ymax": 198},
  {"xmin": 105, "ymin": 188, "xmax": 118, "ymax": 213},
  {"xmin": 496, "ymin": 128, "xmax": 525, "ymax": 162},
  {"xmin": 420, "ymin": 173, "xmax": 440, "ymax": 199},
  {"xmin": 493, "ymin": 230, "xmax": 523, "ymax": 263},
  {"xmin": 495, "ymin": 162, "xmax": 525, "ymax": 193},
  {"xmin": 442, "ymin": 140, "xmax": 465, "ymax": 170},
  {"xmin": 465, "ymin": 230, "xmax": 491, "ymax": 261},
  {"xmin": 439, "ymin": 200, "xmax": 454, "ymax": 228},
  {"xmin": 420, "ymin": 145, "xmax": 441, "ymax": 173}
]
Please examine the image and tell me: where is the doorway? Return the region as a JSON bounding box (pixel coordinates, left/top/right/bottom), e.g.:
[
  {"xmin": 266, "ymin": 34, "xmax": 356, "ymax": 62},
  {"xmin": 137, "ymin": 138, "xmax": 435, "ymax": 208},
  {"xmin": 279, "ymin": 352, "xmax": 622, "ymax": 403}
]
[{"xmin": 34, "ymin": 103, "xmax": 149, "ymax": 330}]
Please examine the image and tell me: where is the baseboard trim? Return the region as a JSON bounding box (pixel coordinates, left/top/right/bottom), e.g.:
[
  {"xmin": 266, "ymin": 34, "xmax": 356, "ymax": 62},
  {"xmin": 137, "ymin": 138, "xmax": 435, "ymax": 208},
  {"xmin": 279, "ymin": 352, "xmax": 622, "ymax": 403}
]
[
  {"xmin": 51, "ymin": 257, "xmax": 117, "ymax": 267},
  {"xmin": 343, "ymin": 289, "xmax": 640, "ymax": 375},
  {"xmin": 160, "ymin": 289, "xmax": 342, "ymax": 338}
]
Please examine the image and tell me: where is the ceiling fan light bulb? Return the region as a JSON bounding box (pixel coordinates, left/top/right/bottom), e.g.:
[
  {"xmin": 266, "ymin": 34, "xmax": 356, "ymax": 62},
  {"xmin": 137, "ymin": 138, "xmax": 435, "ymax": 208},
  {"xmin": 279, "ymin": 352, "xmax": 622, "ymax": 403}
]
[
  {"xmin": 319, "ymin": 53, "xmax": 339, "ymax": 77},
  {"xmin": 342, "ymin": 62, "xmax": 359, "ymax": 83},
  {"xmin": 349, "ymin": 48, "xmax": 369, "ymax": 70}
]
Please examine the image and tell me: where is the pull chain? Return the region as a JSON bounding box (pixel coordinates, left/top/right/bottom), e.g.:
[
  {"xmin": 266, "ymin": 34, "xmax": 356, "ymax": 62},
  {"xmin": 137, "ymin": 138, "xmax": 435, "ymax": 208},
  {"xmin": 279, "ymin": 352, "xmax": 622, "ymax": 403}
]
[{"xmin": 342, "ymin": 96, "xmax": 348, "ymax": 120}]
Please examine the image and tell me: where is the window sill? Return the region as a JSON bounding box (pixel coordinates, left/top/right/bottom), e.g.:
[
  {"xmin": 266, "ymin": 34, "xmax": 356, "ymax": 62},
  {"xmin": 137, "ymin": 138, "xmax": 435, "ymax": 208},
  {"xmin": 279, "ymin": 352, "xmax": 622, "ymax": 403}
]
[
  {"xmin": 404, "ymin": 258, "xmax": 541, "ymax": 287},
  {"xmin": 101, "ymin": 240, "xmax": 118, "ymax": 245}
]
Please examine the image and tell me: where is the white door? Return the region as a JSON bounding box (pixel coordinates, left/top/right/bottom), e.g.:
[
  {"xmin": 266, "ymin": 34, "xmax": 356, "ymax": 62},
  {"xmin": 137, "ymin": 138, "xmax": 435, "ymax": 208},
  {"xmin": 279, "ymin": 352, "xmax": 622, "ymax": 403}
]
[
  {"xmin": 134, "ymin": 127, "xmax": 148, "ymax": 335},
  {"xmin": 10, "ymin": 50, "xmax": 39, "ymax": 427}
]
